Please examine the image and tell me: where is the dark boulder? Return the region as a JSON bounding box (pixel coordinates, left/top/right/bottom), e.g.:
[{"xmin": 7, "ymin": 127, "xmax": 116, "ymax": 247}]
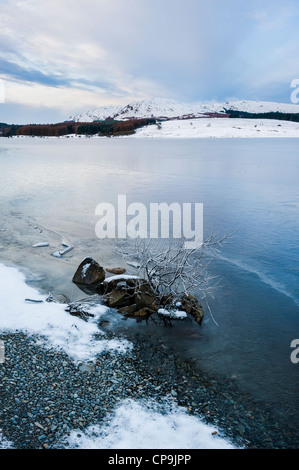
[{"xmin": 72, "ymin": 257, "xmax": 105, "ymax": 286}]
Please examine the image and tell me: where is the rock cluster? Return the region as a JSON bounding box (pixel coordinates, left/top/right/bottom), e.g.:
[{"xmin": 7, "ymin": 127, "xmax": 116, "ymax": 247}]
[
  {"xmin": 72, "ymin": 257, "xmax": 204, "ymax": 324},
  {"xmin": 99, "ymin": 277, "xmax": 159, "ymax": 319}
]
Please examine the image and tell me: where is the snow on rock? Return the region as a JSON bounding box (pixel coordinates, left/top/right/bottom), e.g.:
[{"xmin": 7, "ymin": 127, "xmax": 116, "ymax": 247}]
[
  {"xmin": 105, "ymin": 274, "xmax": 140, "ymax": 283},
  {"xmin": 158, "ymin": 308, "xmax": 187, "ymax": 319}
]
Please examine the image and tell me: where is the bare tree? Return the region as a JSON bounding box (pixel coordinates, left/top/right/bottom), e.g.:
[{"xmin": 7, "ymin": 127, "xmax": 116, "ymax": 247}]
[{"xmin": 123, "ymin": 228, "xmax": 234, "ymax": 325}]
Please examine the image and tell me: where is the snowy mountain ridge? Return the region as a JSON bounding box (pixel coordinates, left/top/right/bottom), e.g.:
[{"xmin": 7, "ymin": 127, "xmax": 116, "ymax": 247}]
[{"xmin": 68, "ymin": 97, "xmax": 299, "ymax": 122}]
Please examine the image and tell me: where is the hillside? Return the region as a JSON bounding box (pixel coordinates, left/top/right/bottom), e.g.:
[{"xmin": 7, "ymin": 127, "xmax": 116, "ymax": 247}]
[{"xmin": 68, "ymin": 97, "xmax": 299, "ymax": 122}]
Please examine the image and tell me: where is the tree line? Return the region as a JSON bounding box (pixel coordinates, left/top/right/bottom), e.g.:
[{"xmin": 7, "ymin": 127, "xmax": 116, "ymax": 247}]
[
  {"xmin": 0, "ymin": 118, "xmax": 157, "ymax": 137},
  {"xmin": 225, "ymin": 110, "xmax": 299, "ymax": 122}
]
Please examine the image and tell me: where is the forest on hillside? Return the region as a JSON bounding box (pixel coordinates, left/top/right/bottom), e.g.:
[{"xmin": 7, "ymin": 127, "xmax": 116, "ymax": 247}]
[{"xmin": 0, "ymin": 118, "xmax": 156, "ymax": 137}]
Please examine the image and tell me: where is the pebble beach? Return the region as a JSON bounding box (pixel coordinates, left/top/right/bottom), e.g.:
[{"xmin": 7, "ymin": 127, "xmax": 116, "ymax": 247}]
[{"xmin": 0, "ymin": 325, "xmax": 298, "ymax": 450}]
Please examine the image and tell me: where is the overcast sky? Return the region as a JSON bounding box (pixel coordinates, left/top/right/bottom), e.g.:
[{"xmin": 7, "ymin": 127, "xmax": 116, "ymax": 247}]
[{"xmin": 0, "ymin": 0, "xmax": 299, "ymax": 123}]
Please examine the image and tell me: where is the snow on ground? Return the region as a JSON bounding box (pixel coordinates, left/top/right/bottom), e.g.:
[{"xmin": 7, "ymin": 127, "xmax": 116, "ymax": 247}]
[
  {"xmin": 64, "ymin": 398, "xmax": 239, "ymax": 449},
  {"xmin": 0, "ymin": 430, "xmax": 13, "ymax": 449},
  {"xmin": 0, "ymin": 263, "xmax": 132, "ymax": 362},
  {"xmin": 133, "ymin": 118, "xmax": 299, "ymax": 138}
]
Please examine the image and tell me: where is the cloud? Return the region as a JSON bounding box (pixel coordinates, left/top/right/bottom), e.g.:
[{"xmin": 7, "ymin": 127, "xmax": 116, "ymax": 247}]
[
  {"xmin": 0, "ymin": 1, "xmax": 166, "ymax": 107},
  {"xmin": 0, "ymin": 0, "xmax": 299, "ymax": 121}
]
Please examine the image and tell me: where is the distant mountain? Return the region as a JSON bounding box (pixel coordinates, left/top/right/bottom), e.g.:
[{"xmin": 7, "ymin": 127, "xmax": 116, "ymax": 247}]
[{"xmin": 68, "ymin": 97, "xmax": 299, "ymax": 122}]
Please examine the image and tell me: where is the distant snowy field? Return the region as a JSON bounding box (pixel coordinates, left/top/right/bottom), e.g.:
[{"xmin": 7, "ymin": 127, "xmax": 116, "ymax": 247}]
[
  {"xmin": 0, "ymin": 263, "xmax": 239, "ymax": 449},
  {"xmin": 133, "ymin": 118, "xmax": 299, "ymax": 138}
]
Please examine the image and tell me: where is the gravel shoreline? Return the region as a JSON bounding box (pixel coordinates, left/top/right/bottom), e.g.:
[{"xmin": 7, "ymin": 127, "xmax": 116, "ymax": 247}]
[{"xmin": 0, "ymin": 328, "xmax": 298, "ymax": 450}]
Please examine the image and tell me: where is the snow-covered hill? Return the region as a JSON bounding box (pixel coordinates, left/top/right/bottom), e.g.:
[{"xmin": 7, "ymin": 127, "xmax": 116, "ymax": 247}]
[{"xmin": 68, "ymin": 97, "xmax": 299, "ymax": 122}]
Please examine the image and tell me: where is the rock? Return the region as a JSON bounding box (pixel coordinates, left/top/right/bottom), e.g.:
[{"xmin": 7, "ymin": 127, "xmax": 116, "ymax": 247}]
[
  {"xmin": 72, "ymin": 257, "xmax": 105, "ymax": 286},
  {"xmin": 100, "ymin": 278, "xmax": 134, "ymax": 308},
  {"xmin": 133, "ymin": 281, "xmax": 159, "ymax": 312},
  {"xmin": 105, "ymin": 289, "xmax": 131, "ymax": 309},
  {"xmin": 98, "ymin": 277, "xmax": 159, "ymax": 317},
  {"xmin": 0, "ymin": 340, "xmax": 5, "ymax": 364},
  {"xmin": 105, "ymin": 267, "xmax": 126, "ymax": 275},
  {"xmin": 181, "ymin": 294, "xmax": 204, "ymax": 324},
  {"xmin": 117, "ymin": 304, "xmax": 139, "ymax": 315},
  {"xmin": 236, "ymin": 424, "xmax": 246, "ymax": 436},
  {"xmin": 126, "ymin": 307, "xmax": 152, "ymax": 318},
  {"xmin": 78, "ymin": 363, "xmax": 96, "ymax": 373},
  {"xmin": 98, "ymin": 277, "xmax": 135, "ymax": 295},
  {"xmin": 35, "ymin": 421, "xmax": 46, "ymax": 431}
]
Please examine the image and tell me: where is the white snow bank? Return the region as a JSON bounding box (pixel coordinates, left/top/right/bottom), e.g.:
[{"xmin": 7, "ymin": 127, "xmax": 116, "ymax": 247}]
[
  {"xmin": 64, "ymin": 398, "xmax": 239, "ymax": 449},
  {"xmin": 0, "ymin": 263, "xmax": 132, "ymax": 362}
]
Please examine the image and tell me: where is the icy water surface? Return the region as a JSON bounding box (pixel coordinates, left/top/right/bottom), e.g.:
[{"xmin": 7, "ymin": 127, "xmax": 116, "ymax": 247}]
[{"xmin": 0, "ymin": 137, "xmax": 298, "ymax": 419}]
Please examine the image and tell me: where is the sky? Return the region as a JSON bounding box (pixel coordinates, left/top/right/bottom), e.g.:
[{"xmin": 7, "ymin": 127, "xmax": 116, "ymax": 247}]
[{"xmin": 0, "ymin": 0, "xmax": 299, "ymax": 123}]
